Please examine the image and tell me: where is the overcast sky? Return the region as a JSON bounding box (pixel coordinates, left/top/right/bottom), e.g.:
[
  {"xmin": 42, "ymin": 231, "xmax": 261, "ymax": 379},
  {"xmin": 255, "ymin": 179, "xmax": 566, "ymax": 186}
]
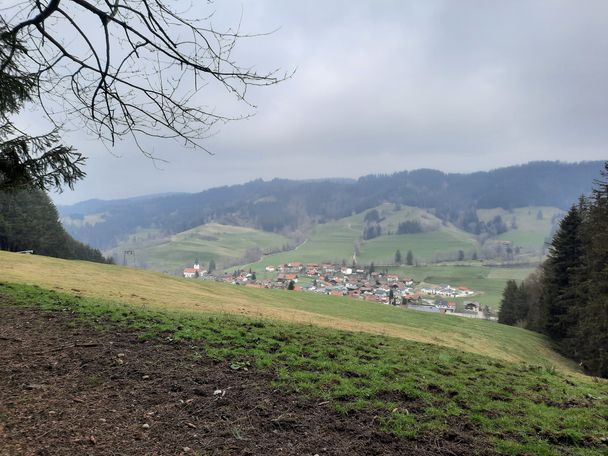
[{"xmin": 20, "ymin": 0, "xmax": 608, "ymax": 204}]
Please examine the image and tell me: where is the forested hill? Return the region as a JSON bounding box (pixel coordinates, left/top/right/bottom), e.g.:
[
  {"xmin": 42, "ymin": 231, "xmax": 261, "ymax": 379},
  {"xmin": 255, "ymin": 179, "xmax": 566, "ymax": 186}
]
[
  {"xmin": 0, "ymin": 189, "xmax": 109, "ymax": 263},
  {"xmin": 59, "ymin": 161, "xmax": 603, "ymax": 250}
]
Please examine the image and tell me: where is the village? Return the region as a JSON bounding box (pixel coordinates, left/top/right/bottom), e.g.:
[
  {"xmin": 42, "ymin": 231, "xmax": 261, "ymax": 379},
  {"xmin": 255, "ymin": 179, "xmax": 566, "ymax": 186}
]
[{"xmin": 183, "ymin": 261, "xmax": 495, "ymax": 319}]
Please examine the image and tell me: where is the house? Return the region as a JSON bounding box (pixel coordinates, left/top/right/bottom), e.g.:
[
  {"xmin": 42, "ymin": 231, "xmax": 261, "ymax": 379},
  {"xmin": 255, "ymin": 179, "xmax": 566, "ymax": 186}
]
[
  {"xmin": 183, "ymin": 260, "xmax": 201, "ymax": 278},
  {"xmin": 265, "ymin": 265, "xmax": 276, "ymax": 272},
  {"xmin": 434, "ymin": 299, "xmax": 455, "ymax": 313},
  {"xmin": 183, "ymin": 267, "xmax": 198, "ymax": 278},
  {"xmin": 407, "ymin": 302, "xmax": 441, "ymax": 313},
  {"xmin": 464, "ymin": 301, "xmax": 480, "ymax": 312}
]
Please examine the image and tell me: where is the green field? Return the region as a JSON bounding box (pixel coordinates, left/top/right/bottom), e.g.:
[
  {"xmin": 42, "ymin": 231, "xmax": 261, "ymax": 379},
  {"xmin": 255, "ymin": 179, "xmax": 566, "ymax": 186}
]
[
  {"xmin": 106, "ymin": 223, "xmax": 291, "ymax": 273},
  {"xmin": 388, "ymin": 264, "xmax": 536, "ymax": 308},
  {"xmin": 0, "ymin": 251, "xmax": 574, "ymax": 369},
  {"xmin": 356, "ymin": 228, "xmax": 478, "ymax": 264},
  {"xmin": 232, "ymin": 204, "xmax": 536, "ymax": 309},
  {"xmin": 99, "ymin": 204, "xmax": 557, "ymax": 310},
  {"xmin": 478, "ymin": 206, "xmax": 563, "ymax": 252},
  {"xmin": 2, "ymin": 270, "xmax": 607, "ymax": 455},
  {"xmin": 240, "ymin": 203, "xmax": 480, "ymax": 271}
]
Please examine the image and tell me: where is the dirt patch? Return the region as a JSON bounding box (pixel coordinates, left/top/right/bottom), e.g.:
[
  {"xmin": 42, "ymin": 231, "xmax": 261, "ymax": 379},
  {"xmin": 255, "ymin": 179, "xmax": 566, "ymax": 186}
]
[{"xmin": 0, "ymin": 302, "xmax": 492, "ymax": 455}]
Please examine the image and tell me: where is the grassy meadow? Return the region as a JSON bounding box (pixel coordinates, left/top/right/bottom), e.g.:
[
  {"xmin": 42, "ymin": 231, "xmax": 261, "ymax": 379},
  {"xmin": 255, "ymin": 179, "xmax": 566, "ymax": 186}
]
[
  {"xmin": 477, "ymin": 206, "xmax": 563, "ymax": 252},
  {"xmin": 106, "ymin": 223, "xmax": 291, "ymax": 273},
  {"xmin": 2, "ymin": 279, "xmax": 607, "ymax": 455},
  {"xmin": 239, "ymin": 203, "xmax": 480, "ymax": 270},
  {"xmin": 0, "ymin": 251, "xmax": 574, "ymax": 371},
  {"xmin": 390, "ymin": 264, "xmax": 537, "ymax": 308}
]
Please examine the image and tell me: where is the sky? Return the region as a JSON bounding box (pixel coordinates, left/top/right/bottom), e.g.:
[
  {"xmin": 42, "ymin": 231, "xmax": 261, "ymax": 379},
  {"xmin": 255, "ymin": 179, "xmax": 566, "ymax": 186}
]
[{"xmin": 11, "ymin": 0, "xmax": 608, "ymax": 204}]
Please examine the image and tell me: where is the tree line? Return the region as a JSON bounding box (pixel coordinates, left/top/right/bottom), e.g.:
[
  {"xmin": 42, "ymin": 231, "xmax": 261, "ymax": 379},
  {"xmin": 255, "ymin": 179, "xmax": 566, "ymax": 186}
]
[
  {"xmin": 58, "ymin": 162, "xmax": 602, "ymax": 251},
  {"xmin": 0, "ymin": 189, "xmax": 111, "ymax": 263},
  {"xmin": 498, "ymin": 163, "xmax": 608, "ymax": 377}
]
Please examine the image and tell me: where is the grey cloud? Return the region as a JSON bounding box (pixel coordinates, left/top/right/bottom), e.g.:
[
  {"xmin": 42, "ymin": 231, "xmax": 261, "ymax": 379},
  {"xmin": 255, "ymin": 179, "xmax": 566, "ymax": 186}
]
[{"xmin": 41, "ymin": 0, "xmax": 608, "ymax": 204}]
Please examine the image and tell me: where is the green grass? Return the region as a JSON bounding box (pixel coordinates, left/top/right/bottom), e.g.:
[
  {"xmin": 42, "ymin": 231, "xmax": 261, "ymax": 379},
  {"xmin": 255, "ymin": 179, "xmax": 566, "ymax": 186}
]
[
  {"xmin": 243, "ymin": 211, "xmax": 367, "ymax": 269},
  {"xmin": 389, "ymin": 264, "xmax": 536, "ymax": 308},
  {"xmin": 239, "ymin": 203, "xmax": 479, "ymax": 271},
  {"xmin": 2, "ymin": 282, "xmax": 607, "ymax": 455},
  {"xmin": 478, "ymin": 206, "xmax": 564, "ymax": 252},
  {"xmin": 106, "ymin": 223, "xmax": 291, "ymax": 273},
  {"xmin": 0, "ymin": 250, "xmax": 577, "ymax": 370},
  {"xmin": 356, "ymin": 228, "xmax": 478, "ymax": 264}
]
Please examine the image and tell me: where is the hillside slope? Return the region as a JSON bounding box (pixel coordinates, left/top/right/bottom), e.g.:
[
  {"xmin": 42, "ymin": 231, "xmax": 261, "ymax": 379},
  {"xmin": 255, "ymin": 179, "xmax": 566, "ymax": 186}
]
[
  {"xmin": 2, "ymin": 261, "xmax": 607, "ymax": 455},
  {"xmin": 0, "ymin": 251, "xmax": 578, "ymax": 372},
  {"xmin": 59, "ymin": 161, "xmax": 602, "ymax": 250},
  {"xmin": 238, "ymin": 203, "xmax": 479, "ymax": 268},
  {"xmin": 105, "ymin": 223, "xmax": 292, "ymax": 272}
]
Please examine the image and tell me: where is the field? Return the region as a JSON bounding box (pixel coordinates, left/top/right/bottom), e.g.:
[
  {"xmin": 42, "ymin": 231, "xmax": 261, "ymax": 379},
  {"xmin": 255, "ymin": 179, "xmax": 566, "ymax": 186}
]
[
  {"xmin": 0, "ymin": 251, "xmax": 575, "ymax": 370},
  {"xmin": 386, "ymin": 264, "xmax": 537, "ymax": 308},
  {"xmin": 356, "ymin": 228, "xmax": 478, "ymax": 264},
  {"xmin": 106, "ymin": 223, "xmax": 291, "ymax": 273},
  {"xmin": 477, "ymin": 206, "xmax": 564, "ymax": 252},
  {"xmin": 239, "ymin": 203, "xmax": 480, "ymax": 271},
  {"xmin": 231, "ymin": 205, "xmax": 554, "ymax": 310},
  {"xmin": 2, "ymin": 266, "xmax": 607, "ymax": 454}
]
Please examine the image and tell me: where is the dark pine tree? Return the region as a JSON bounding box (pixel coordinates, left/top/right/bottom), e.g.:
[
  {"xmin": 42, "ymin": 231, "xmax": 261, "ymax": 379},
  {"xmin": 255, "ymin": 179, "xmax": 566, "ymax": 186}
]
[
  {"xmin": 541, "ymin": 205, "xmax": 584, "ymax": 340},
  {"xmin": 572, "ymin": 164, "xmax": 608, "ymax": 376},
  {"xmin": 394, "ymin": 249, "xmax": 402, "ymax": 264},
  {"xmin": 498, "ymin": 280, "xmax": 520, "ymax": 325},
  {"xmin": 406, "ymin": 250, "xmax": 414, "ymax": 265},
  {"xmin": 0, "ymin": 188, "xmax": 108, "ymax": 262}
]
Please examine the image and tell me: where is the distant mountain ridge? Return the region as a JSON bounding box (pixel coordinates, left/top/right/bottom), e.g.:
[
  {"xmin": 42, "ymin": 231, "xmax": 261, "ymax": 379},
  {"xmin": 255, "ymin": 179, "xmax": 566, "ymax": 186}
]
[{"xmin": 59, "ymin": 161, "xmax": 603, "ymax": 250}]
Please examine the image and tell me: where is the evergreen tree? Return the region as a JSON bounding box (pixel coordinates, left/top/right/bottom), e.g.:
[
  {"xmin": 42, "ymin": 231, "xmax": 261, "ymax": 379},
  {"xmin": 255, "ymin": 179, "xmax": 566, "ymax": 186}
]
[
  {"xmin": 0, "ymin": 188, "xmax": 108, "ymax": 262},
  {"xmin": 208, "ymin": 259, "xmax": 216, "ymax": 273},
  {"xmin": 394, "ymin": 249, "xmax": 402, "ymax": 264},
  {"xmin": 458, "ymin": 250, "xmax": 465, "ymax": 261},
  {"xmin": 0, "ymin": 34, "xmax": 85, "ymax": 192},
  {"xmin": 406, "ymin": 250, "xmax": 414, "ymax": 265},
  {"xmin": 520, "ymin": 270, "xmax": 545, "ymax": 332},
  {"xmin": 287, "ymin": 280, "xmax": 295, "ymax": 290},
  {"xmin": 572, "ymin": 164, "xmax": 608, "ymax": 376},
  {"xmin": 498, "ymin": 280, "xmax": 520, "ymax": 325},
  {"xmin": 541, "ymin": 205, "xmax": 584, "ymax": 340},
  {"xmin": 498, "ymin": 162, "xmax": 608, "ymax": 377}
]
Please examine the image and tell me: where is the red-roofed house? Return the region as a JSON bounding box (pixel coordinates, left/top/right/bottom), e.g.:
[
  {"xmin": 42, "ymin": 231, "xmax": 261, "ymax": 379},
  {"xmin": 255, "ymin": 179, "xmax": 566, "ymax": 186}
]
[{"xmin": 183, "ymin": 268, "xmax": 198, "ymax": 278}]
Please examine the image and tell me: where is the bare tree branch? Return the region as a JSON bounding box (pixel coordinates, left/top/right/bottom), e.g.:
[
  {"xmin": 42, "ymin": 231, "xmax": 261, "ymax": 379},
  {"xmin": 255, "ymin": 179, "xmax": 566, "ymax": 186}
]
[{"xmin": 1, "ymin": 0, "xmax": 289, "ymax": 155}]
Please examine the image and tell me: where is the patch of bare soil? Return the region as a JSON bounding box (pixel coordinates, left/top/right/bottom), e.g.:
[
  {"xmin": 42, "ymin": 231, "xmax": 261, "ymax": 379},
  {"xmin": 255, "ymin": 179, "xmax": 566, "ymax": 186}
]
[{"xmin": 0, "ymin": 302, "xmax": 490, "ymax": 455}]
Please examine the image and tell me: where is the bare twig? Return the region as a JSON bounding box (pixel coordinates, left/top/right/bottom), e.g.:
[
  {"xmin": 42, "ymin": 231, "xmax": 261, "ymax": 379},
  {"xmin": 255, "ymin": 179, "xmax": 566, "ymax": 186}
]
[{"xmin": 1, "ymin": 0, "xmax": 289, "ymax": 155}]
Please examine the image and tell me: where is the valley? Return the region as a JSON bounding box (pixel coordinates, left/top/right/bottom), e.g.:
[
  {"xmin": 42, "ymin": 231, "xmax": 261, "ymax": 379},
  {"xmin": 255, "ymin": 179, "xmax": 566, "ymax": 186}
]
[
  {"xmin": 2, "ymin": 251, "xmax": 607, "ymax": 455},
  {"xmin": 89, "ymin": 200, "xmax": 556, "ymax": 311}
]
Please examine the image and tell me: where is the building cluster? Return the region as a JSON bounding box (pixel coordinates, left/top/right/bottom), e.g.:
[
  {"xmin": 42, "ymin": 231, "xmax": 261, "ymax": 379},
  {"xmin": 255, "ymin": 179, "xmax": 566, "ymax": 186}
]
[{"xmin": 184, "ymin": 260, "xmax": 485, "ymax": 316}]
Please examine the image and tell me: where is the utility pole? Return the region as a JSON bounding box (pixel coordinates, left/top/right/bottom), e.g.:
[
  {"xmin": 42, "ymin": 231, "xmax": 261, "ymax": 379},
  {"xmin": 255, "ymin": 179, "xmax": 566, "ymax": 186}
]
[{"xmin": 123, "ymin": 250, "xmax": 135, "ymax": 266}]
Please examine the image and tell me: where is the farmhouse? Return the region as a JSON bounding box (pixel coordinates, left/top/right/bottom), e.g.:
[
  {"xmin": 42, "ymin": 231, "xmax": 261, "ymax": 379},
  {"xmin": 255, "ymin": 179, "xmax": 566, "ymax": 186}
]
[
  {"xmin": 183, "ymin": 268, "xmax": 198, "ymax": 278},
  {"xmin": 183, "ymin": 260, "xmax": 203, "ymax": 278},
  {"xmin": 464, "ymin": 301, "xmax": 480, "ymax": 312}
]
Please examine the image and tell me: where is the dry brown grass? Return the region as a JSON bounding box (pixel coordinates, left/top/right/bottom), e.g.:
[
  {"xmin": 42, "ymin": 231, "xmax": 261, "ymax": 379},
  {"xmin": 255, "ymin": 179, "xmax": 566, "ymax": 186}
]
[{"xmin": 0, "ymin": 251, "xmax": 581, "ymax": 375}]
